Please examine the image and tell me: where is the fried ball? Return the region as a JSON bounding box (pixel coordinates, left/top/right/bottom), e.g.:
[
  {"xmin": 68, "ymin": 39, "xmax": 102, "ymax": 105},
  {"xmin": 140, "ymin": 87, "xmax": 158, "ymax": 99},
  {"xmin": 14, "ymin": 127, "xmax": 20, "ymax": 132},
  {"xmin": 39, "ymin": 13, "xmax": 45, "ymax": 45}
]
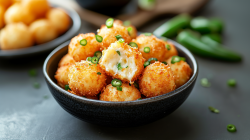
[
  {"xmin": 0, "ymin": 5, "xmax": 5, "ymax": 29},
  {"xmin": 68, "ymin": 33, "xmax": 101, "ymax": 62},
  {"xmin": 0, "ymin": 0, "xmax": 12, "ymax": 8},
  {"xmin": 113, "ymin": 20, "xmax": 137, "ymax": 39},
  {"xmin": 46, "ymin": 8, "xmax": 71, "ymax": 34},
  {"xmin": 0, "ymin": 22, "xmax": 33, "ymax": 50},
  {"xmin": 97, "ymin": 24, "xmax": 132, "ymax": 50},
  {"xmin": 21, "ymin": 0, "xmax": 49, "ymax": 18},
  {"xmin": 132, "ymin": 34, "xmax": 167, "ymax": 62},
  {"xmin": 55, "ymin": 64, "xmax": 72, "ymax": 88},
  {"xmin": 4, "ymin": 3, "xmax": 36, "ymax": 25},
  {"xmin": 68, "ymin": 61, "xmax": 107, "ymax": 97},
  {"xmin": 166, "ymin": 56, "xmax": 192, "ymax": 88},
  {"xmin": 100, "ymin": 83, "xmax": 141, "ymax": 102},
  {"xmin": 163, "ymin": 41, "xmax": 178, "ymax": 60},
  {"xmin": 29, "ymin": 19, "xmax": 58, "ymax": 44},
  {"xmin": 99, "ymin": 41, "xmax": 145, "ymax": 83},
  {"xmin": 69, "ymin": 90, "xmax": 99, "ymax": 100},
  {"xmin": 58, "ymin": 53, "xmax": 75, "ymax": 67},
  {"xmin": 139, "ymin": 62, "xmax": 176, "ymax": 97}
]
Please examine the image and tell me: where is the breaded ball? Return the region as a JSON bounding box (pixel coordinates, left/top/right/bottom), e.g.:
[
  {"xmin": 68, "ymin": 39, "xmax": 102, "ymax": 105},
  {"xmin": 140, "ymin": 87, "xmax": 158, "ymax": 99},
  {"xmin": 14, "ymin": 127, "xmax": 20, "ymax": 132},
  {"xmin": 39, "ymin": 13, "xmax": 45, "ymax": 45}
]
[
  {"xmin": 69, "ymin": 90, "xmax": 99, "ymax": 100},
  {"xmin": 113, "ymin": 20, "xmax": 137, "ymax": 39},
  {"xmin": 99, "ymin": 41, "xmax": 145, "ymax": 83},
  {"xmin": 29, "ymin": 19, "xmax": 58, "ymax": 44},
  {"xmin": 55, "ymin": 64, "xmax": 72, "ymax": 88},
  {"xmin": 163, "ymin": 41, "xmax": 178, "ymax": 60},
  {"xmin": 58, "ymin": 53, "xmax": 75, "ymax": 67},
  {"xmin": 46, "ymin": 8, "xmax": 71, "ymax": 34},
  {"xmin": 68, "ymin": 61, "xmax": 107, "ymax": 97},
  {"xmin": 0, "ymin": 5, "xmax": 5, "ymax": 29},
  {"xmin": 139, "ymin": 62, "xmax": 176, "ymax": 97},
  {"xmin": 166, "ymin": 56, "xmax": 192, "ymax": 88},
  {"xmin": 100, "ymin": 83, "xmax": 141, "ymax": 102},
  {"xmin": 68, "ymin": 33, "xmax": 101, "ymax": 62},
  {"xmin": 0, "ymin": 23, "xmax": 33, "ymax": 50},
  {"xmin": 97, "ymin": 24, "xmax": 132, "ymax": 50},
  {"xmin": 21, "ymin": 0, "xmax": 49, "ymax": 18},
  {"xmin": 133, "ymin": 34, "xmax": 167, "ymax": 62},
  {"xmin": 4, "ymin": 3, "xmax": 36, "ymax": 25},
  {"xmin": 0, "ymin": 0, "xmax": 12, "ymax": 8}
]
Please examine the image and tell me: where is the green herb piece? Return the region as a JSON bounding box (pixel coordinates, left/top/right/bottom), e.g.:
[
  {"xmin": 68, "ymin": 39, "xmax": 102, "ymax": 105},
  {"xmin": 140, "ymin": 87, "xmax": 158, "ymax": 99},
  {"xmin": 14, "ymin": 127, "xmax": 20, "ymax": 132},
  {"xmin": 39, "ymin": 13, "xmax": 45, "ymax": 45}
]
[
  {"xmin": 111, "ymin": 79, "xmax": 122, "ymax": 87},
  {"xmin": 123, "ymin": 20, "xmax": 131, "ymax": 26},
  {"xmin": 43, "ymin": 95, "xmax": 49, "ymax": 99},
  {"xmin": 126, "ymin": 66, "xmax": 128, "ymax": 68},
  {"xmin": 133, "ymin": 82, "xmax": 139, "ymax": 89},
  {"xmin": 94, "ymin": 51, "xmax": 102, "ymax": 59},
  {"xmin": 80, "ymin": 39, "xmax": 87, "ymax": 46},
  {"xmin": 144, "ymin": 47, "xmax": 150, "ymax": 53},
  {"xmin": 142, "ymin": 32, "xmax": 152, "ymax": 36},
  {"xmin": 87, "ymin": 57, "xmax": 92, "ymax": 61},
  {"xmin": 95, "ymin": 35, "xmax": 103, "ymax": 43},
  {"xmin": 162, "ymin": 62, "xmax": 168, "ymax": 65},
  {"xmin": 65, "ymin": 85, "xmax": 71, "ymax": 91},
  {"xmin": 117, "ymin": 63, "xmax": 123, "ymax": 70},
  {"xmin": 89, "ymin": 64, "xmax": 92, "ymax": 66},
  {"xmin": 129, "ymin": 42, "xmax": 138, "ymax": 48},
  {"xmin": 227, "ymin": 124, "xmax": 237, "ymax": 132},
  {"xmin": 106, "ymin": 18, "xmax": 114, "ymax": 28},
  {"xmin": 33, "ymin": 82, "xmax": 40, "ymax": 89},
  {"xmin": 144, "ymin": 61, "xmax": 150, "ymax": 68},
  {"xmin": 137, "ymin": 98, "xmax": 142, "ymax": 100},
  {"xmin": 97, "ymin": 72, "xmax": 101, "ymax": 75},
  {"xmin": 127, "ymin": 27, "xmax": 133, "ymax": 36},
  {"xmin": 165, "ymin": 44, "xmax": 171, "ymax": 50},
  {"xmin": 148, "ymin": 58, "xmax": 158, "ymax": 63},
  {"xmin": 29, "ymin": 69, "xmax": 37, "ymax": 77},
  {"xmin": 171, "ymin": 56, "xmax": 186, "ymax": 64},
  {"xmin": 91, "ymin": 57, "xmax": 99, "ymax": 64},
  {"xmin": 201, "ymin": 78, "xmax": 211, "ymax": 87},
  {"xmin": 208, "ymin": 106, "xmax": 220, "ymax": 113},
  {"xmin": 115, "ymin": 35, "xmax": 122, "ymax": 40},
  {"xmin": 118, "ymin": 38, "xmax": 125, "ymax": 43},
  {"xmin": 227, "ymin": 79, "xmax": 236, "ymax": 87},
  {"xmin": 117, "ymin": 86, "xmax": 122, "ymax": 91},
  {"xmin": 116, "ymin": 51, "xmax": 121, "ymax": 56}
]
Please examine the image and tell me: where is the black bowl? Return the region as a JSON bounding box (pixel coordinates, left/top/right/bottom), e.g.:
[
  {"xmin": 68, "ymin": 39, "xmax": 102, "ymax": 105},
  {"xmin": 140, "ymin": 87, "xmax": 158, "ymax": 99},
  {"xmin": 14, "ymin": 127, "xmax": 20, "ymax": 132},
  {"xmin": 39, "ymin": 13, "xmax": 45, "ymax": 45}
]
[
  {"xmin": 43, "ymin": 39, "xmax": 198, "ymax": 127},
  {"xmin": 0, "ymin": 4, "xmax": 81, "ymax": 59}
]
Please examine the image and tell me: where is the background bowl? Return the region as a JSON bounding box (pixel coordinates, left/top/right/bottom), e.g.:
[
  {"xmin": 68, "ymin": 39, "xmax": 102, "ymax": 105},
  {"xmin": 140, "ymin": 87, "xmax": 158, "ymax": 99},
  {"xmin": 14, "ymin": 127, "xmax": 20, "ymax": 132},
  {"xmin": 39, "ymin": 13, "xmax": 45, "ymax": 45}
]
[
  {"xmin": 0, "ymin": 4, "xmax": 81, "ymax": 59},
  {"xmin": 43, "ymin": 39, "xmax": 198, "ymax": 127}
]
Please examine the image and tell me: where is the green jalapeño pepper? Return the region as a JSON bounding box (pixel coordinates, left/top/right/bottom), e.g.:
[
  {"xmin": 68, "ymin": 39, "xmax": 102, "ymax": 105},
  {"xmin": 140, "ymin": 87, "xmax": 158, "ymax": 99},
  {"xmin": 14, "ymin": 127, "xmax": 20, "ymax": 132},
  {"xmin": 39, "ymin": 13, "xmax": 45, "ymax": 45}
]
[
  {"xmin": 153, "ymin": 14, "xmax": 191, "ymax": 38},
  {"xmin": 202, "ymin": 33, "xmax": 222, "ymax": 43},
  {"xmin": 177, "ymin": 30, "xmax": 242, "ymax": 62}
]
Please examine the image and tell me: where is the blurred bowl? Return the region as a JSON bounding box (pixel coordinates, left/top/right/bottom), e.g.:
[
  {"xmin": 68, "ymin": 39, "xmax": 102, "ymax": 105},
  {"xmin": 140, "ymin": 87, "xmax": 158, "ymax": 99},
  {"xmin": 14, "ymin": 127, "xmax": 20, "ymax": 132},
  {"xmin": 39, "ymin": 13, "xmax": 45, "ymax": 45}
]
[
  {"xmin": 0, "ymin": 4, "xmax": 81, "ymax": 59},
  {"xmin": 43, "ymin": 38, "xmax": 198, "ymax": 127}
]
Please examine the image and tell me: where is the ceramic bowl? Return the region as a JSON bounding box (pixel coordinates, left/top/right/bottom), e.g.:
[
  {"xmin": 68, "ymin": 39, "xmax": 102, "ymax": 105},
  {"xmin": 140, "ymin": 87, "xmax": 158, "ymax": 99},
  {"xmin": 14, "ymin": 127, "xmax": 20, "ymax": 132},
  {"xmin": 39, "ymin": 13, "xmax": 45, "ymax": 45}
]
[{"xmin": 43, "ymin": 39, "xmax": 198, "ymax": 127}]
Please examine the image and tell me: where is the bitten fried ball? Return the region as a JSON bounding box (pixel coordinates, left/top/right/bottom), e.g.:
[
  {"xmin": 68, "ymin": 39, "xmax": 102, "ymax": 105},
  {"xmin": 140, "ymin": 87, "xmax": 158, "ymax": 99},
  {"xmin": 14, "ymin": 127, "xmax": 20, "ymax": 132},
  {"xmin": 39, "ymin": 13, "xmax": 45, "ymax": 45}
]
[
  {"xmin": 58, "ymin": 53, "xmax": 75, "ymax": 67},
  {"xmin": 0, "ymin": 23, "xmax": 33, "ymax": 50},
  {"xmin": 132, "ymin": 34, "xmax": 167, "ymax": 62},
  {"xmin": 99, "ymin": 41, "xmax": 145, "ymax": 83},
  {"xmin": 55, "ymin": 64, "xmax": 72, "ymax": 88},
  {"xmin": 163, "ymin": 41, "xmax": 178, "ymax": 60},
  {"xmin": 139, "ymin": 62, "xmax": 176, "ymax": 97},
  {"xmin": 21, "ymin": 0, "xmax": 49, "ymax": 18},
  {"xmin": 100, "ymin": 83, "xmax": 141, "ymax": 101},
  {"xmin": 69, "ymin": 33, "xmax": 101, "ymax": 62},
  {"xmin": 97, "ymin": 24, "xmax": 132, "ymax": 50},
  {"xmin": 68, "ymin": 61, "xmax": 107, "ymax": 97},
  {"xmin": 166, "ymin": 56, "xmax": 192, "ymax": 88},
  {"xmin": 46, "ymin": 8, "xmax": 71, "ymax": 34},
  {"xmin": 30, "ymin": 19, "xmax": 58, "ymax": 44},
  {"xmin": 113, "ymin": 20, "xmax": 137, "ymax": 39},
  {"xmin": 0, "ymin": 5, "xmax": 5, "ymax": 29}
]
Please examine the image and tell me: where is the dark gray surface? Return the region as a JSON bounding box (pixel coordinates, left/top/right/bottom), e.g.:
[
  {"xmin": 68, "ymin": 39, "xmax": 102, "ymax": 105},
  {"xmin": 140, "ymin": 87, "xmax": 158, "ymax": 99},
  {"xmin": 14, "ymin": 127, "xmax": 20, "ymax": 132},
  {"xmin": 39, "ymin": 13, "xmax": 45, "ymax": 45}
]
[{"xmin": 1, "ymin": 0, "xmax": 250, "ymax": 139}]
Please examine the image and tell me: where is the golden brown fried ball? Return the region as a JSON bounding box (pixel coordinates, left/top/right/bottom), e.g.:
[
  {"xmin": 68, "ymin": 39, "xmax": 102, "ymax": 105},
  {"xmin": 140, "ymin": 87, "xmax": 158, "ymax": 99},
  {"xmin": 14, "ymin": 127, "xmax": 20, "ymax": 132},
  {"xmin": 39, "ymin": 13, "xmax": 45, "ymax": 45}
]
[
  {"xmin": 29, "ymin": 19, "xmax": 58, "ymax": 44},
  {"xmin": 163, "ymin": 41, "xmax": 178, "ymax": 60},
  {"xmin": 4, "ymin": 3, "xmax": 36, "ymax": 25},
  {"xmin": 113, "ymin": 20, "xmax": 137, "ymax": 39},
  {"xmin": 99, "ymin": 41, "xmax": 145, "ymax": 83},
  {"xmin": 68, "ymin": 61, "xmax": 107, "ymax": 97},
  {"xmin": 132, "ymin": 34, "xmax": 167, "ymax": 62},
  {"xmin": 68, "ymin": 33, "xmax": 101, "ymax": 62},
  {"xmin": 97, "ymin": 24, "xmax": 132, "ymax": 50},
  {"xmin": 0, "ymin": 5, "xmax": 5, "ymax": 29},
  {"xmin": 21, "ymin": 0, "xmax": 49, "ymax": 18},
  {"xmin": 55, "ymin": 64, "xmax": 72, "ymax": 88},
  {"xmin": 0, "ymin": 0, "xmax": 12, "ymax": 8},
  {"xmin": 166, "ymin": 56, "xmax": 192, "ymax": 88},
  {"xmin": 46, "ymin": 8, "xmax": 71, "ymax": 34},
  {"xmin": 139, "ymin": 62, "xmax": 176, "ymax": 97},
  {"xmin": 58, "ymin": 53, "xmax": 75, "ymax": 67},
  {"xmin": 100, "ymin": 83, "xmax": 141, "ymax": 101},
  {"xmin": 69, "ymin": 90, "xmax": 99, "ymax": 100},
  {"xmin": 0, "ymin": 22, "xmax": 33, "ymax": 50}
]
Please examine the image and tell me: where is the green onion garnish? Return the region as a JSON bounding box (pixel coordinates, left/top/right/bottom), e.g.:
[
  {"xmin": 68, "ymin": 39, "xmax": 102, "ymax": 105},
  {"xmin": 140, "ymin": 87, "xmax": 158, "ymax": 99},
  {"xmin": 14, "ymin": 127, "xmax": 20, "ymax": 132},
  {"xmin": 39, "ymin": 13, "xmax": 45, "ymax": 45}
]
[
  {"xmin": 126, "ymin": 66, "xmax": 128, "ymax": 68},
  {"xmin": 227, "ymin": 79, "xmax": 236, "ymax": 87},
  {"xmin": 133, "ymin": 82, "xmax": 139, "ymax": 89},
  {"xmin": 148, "ymin": 58, "xmax": 158, "ymax": 63},
  {"xmin": 137, "ymin": 98, "xmax": 142, "ymax": 100},
  {"xmin": 129, "ymin": 42, "xmax": 138, "ymax": 48},
  {"xmin": 115, "ymin": 35, "xmax": 122, "ymax": 40},
  {"xmin": 127, "ymin": 27, "xmax": 133, "ymax": 36},
  {"xmin": 87, "ymin": 57, "xmax": 92, "ymax": 61},
  {"xmin": 89, "ymin": 64, "xmax": 92, "ymax": 66},
  {"xmin": 144, "ymin": 61, "xmax": 150, "ymax": 68},
  {"xmin": 165, "ymin": 44, "xmax": 171, "ymax": 50},
  {"xmin": 201, "ymin": 78, "xmax": 211, "ymax": 87},
  {"xmin": 171, "ymin": 56, "xmax": 185, "ymax": 64},
  {"xmin": 162, "ymin": 62, "xmax": 167, "ymax": 65},
  {"xmin": 123, "ymin": 20, "xmax": 131, "ymax": 26},
  {"xmin": 80, "ymin": 39, "xmax": 87, "ymax": 46},
  {"xmin": 33, "ymin": 82, "xmax": 40, "ymax": 89},
  {"xmin": 117, "ymin": 63, "xmax": 122, "ymax": 70},
  {"xmin": 29, "ymin": 69, "xmax": 37, "ymax": 77},
  {"xmin": 91, "ymin": 57, "xmax": 99, "ymax": 64},
  {"xmin": 97, "ymin": 72, "xmax": 101, "ymax": 75},
  {"xmin": 43, "ymin": 95, "xmax": 49, "ymax": 99},
  {"xmin": 143, "ymin": 32, "xmax": 152, "ymax": 36},
  {"xmin": 227, "ymin": 124, "xmax": 237, "ymax": 132},
  {"xmin": 116, "ymin": 51, "xmax": 121, "ymax": 56},
  {"xmin": 144, "ymin": 47, "xmax": 150, "ymax": 53},
  {"xmin": 65, "ymin": 85, "xmax": 71, "ymax": 91},
  {"xmin": 208, "ymin": 106, "xmax": 220, "ymax": 113},
  {"xmin": 95, "ymin": 35, "xmax": 103, "ymax": 43},
  {"xmin": 118, "ymin": 38, "xmax": 125, "ymax": 43},
  {"xmin": 106, "ymin": 18, "xmax": 114, "ymax": 28},
  {"xmin": 117, "ymin": 86, "xmax": 122, "ymax": 91},
  {"xmin": 111, "ymin": 79, "xmax": 122, "ymax": 87},
  {"xmin": 94, "ymin": 51, "xmax": 102, "ymax": 59}
]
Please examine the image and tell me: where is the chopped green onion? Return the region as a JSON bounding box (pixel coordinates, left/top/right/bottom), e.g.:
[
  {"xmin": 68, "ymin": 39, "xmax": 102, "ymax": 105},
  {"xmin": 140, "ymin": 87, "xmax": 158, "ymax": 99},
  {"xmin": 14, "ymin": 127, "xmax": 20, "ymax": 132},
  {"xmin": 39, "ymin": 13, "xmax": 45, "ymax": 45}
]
[
  {"xmin": 148, "ymin": 58, "xmax": 158, "ymax": 63},
  {"xmin": 227, "ymin": 79, "xmax": 236, "ymax": 87},
  {"xmin": 117, "ymin": 86, "xmax": 122, "ymax": 91},
  {"xmin": 171, "ymin": 56, "xmax": 185, "ymax": 64},
  {"xmin": 144, "ymin": 61, "xmax": 150, "ymax": 68},
  {"xmin": 65, "ymin": 85, "xmax": 71, "ymax": 91},
  {"xmin": 33, "ymin": 82, "xmax": 40, "ymax": 89},
  {"xmin": 29, "ymin": 69, "xmax": 37, "ymax": 77},
  {"xmin": 94, "ymin": 51, "xmax": 102, "ymax": 59},
  {"xmin": 162, "ymin": 62, "xmax": 168, "ymax": 65},
  {"xmin": 129, "ymin": 42, "xmax": 138, "ymax": 48},
  {"xmin": 208, "ymin": 106, "xmax": 220, "ymax": 113},
  {"xmin": 95, "ymin": 35, "xmax": 103, "ymax": 43},
  {"xmin": 143, "ymin": 32, "xmax": 152, "ymax": 36},
  {"xmin": 137, "ymin": 98, "xmax": 142, "ymax": 100},
  {"xmin": 165, "ymin": 44, "xmax": 171, "ymax": 50},
  {"xmin": 227, "ymin": 124, "xmax": 237, "ymax": 132},
  {"xmin": 43, "ymin": 95, "xmax": 49, "ymax": 99},
  {"xmin": 106, "ymin": 18, "xmax": 114, "ymax": 28},
  {"xmin": 144, "ymin": 47, "xmax": 150, "ymax": 53},
  {"xmin": 91, "ymin": 57, "xmax": 99, "ymax": 64},
  {"xmin": 80, "ymin": 39, "xmax": 87, "ymax": 46},
  {"xmin": 127, "ymin": 27, "xmax": 133, "ymax": 36},
  {"xmin": 123, "ymin": 20, "xmax": 131, "ymax": 26},
  {"xmin": 116, "ymin": 51, "xmax": 121, "ymax": 56},
  {"xmin": 87, "ymin": 57, "xmax": 92, "ymax": 61},
  {"xmin": 111, "ymin": 79, "xmax": 122, "ymax": 87},
  {"xmin": 133, "ymin": 82, "xmax": 139, "ymax": 89},
  {"xmin": 126, "ymin": 66, "xmax": 128, "ymax": 68},
  {"xmin": 118, "ymin": 38, "xmax": 125, "ymax": 43},
  {"xmin": 89, "ymin": 64, "xmax": 92, "ymax": 66},
  {"xmin": 115, "ymin": 35, "xmax": 122, "ymax": 40},
  {"xmin": 117, "ymin": 63, "xmax": 122, "ymax": 70},
  {"xmin": 97, "ymin": 72, "xmax": 101, "ymax": 75},
  {"xmin": 201, "ymin": 78, "xmax": 211, "ymax": 87}
]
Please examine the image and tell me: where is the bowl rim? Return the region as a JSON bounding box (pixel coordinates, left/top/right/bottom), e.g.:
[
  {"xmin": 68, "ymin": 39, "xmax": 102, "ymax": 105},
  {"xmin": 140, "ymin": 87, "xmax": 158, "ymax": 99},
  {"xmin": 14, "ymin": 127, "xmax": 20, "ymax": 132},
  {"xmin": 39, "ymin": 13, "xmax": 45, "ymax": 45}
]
[
  {"xmin": 43, "ymin": 38, "xmax": 198, "ymax": 106},
  {"xmin": 0, "ymin": 3, "xmax": 81, "ymax": 58}
]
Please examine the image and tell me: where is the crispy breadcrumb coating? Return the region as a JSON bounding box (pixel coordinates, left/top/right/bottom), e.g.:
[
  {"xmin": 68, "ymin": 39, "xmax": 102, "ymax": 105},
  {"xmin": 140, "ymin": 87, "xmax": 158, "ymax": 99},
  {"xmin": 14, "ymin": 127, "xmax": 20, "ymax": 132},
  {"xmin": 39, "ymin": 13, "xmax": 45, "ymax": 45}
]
[
  {"xmin": 58, "ymin": 53, "xmax": 75, "ymax": 67},
  {"xmin": 55, "ymin": 64, "xmax": 72, "ymax": 88},
  {"xmin": 163, "ymin": 41, "xmax": 178, "ymax": 60}
]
